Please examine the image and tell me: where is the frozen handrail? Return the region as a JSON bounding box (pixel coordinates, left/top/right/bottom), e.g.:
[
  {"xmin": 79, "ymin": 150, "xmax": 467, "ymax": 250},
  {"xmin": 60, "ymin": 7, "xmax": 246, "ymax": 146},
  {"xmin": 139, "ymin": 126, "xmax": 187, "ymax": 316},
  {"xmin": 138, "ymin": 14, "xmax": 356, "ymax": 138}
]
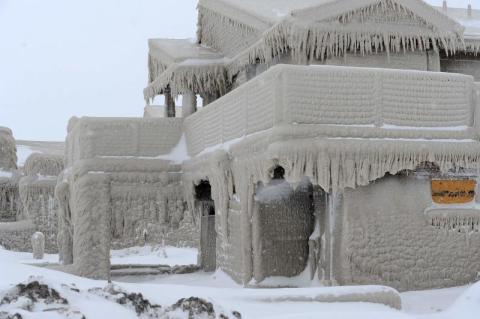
[{"xmin": 184, "ymin": 64, "xmax": 476, "ymax": 156}]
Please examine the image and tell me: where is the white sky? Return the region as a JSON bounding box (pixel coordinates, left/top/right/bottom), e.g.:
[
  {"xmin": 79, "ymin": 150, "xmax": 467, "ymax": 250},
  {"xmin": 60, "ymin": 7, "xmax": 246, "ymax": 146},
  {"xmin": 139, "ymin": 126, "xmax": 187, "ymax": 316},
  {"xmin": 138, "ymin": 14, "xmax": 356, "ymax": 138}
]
[
  {"xmin": 0, "ymin": 0, "xmax": 197, "ymax": 141},
  {"xmin": 0, "ymin": 0, "xmax": 475, "ymax": 141}
]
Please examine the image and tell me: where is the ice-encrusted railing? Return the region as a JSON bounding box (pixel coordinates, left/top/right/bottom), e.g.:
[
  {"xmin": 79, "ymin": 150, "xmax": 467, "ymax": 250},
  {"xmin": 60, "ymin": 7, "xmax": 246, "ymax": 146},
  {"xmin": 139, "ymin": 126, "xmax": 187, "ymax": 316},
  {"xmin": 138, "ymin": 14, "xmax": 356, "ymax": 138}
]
[
  {"xmin": 66, "ymin": 117, "xmax": 184, "ymax": 166},
  {"xmin": 184, "ymin": 64, "xmax": 478, "ymax": 156}
]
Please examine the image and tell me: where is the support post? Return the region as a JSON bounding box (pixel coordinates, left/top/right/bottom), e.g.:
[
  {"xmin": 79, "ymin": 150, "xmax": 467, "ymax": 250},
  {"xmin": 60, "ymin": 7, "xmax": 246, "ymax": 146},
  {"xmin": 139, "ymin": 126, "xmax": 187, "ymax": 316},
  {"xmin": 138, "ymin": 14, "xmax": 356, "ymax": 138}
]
[
  {"xmin": 72, "ymin": 173, "xmax": 111, "ymax": 279},
  {"xmin": 165, "ymin": 87, "xmax": 176, "ymax": 118},
  {"xmin": 182, "ymin": 90, "xmax": 197, "ymax": 117}
]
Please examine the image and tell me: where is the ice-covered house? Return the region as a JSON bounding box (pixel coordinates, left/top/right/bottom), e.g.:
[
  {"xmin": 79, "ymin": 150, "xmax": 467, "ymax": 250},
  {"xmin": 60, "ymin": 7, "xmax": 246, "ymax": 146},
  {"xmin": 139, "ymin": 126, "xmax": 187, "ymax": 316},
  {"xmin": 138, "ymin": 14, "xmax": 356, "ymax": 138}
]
[
  {"xmin": 0, "ymin": 128, "xmax": 64, "ymax": 252},
  {"xmin": 58, "ymin": 0, "xmax": 480, "ymax": 291}
]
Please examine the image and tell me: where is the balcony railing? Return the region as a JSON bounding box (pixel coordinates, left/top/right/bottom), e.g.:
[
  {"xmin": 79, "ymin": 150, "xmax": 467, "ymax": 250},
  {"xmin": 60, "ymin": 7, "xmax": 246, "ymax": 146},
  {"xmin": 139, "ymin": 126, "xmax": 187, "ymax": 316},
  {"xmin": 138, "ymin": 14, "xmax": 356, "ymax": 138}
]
[
  {"xmin": 66, "ymin": 117, "xmax": 183, "ymax": 166},
  {"xmin": 184, "ymin": 64, "xmax": 477, "ymax": 156}
]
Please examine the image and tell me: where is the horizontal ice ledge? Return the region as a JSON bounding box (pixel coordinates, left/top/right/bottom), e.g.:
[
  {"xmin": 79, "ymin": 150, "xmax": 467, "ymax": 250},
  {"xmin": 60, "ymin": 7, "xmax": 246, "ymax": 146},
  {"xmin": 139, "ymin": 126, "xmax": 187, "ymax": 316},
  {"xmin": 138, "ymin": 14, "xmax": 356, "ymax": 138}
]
[{"xmin": 185, "ymin": 64, "xmax": 479, "ymax": 156}]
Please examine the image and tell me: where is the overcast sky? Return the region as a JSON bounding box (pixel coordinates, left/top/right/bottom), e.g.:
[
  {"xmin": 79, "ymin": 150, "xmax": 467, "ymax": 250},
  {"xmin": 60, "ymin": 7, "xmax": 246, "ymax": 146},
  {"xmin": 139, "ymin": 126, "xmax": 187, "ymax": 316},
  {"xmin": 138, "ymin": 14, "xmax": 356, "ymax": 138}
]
[
  {"xmin": 0, "ymin": 0, "xmax": 474, "ymax": 141},
  {"xmin": 0, "ymin": 0, "xmax": 197, "ymax": 141}
]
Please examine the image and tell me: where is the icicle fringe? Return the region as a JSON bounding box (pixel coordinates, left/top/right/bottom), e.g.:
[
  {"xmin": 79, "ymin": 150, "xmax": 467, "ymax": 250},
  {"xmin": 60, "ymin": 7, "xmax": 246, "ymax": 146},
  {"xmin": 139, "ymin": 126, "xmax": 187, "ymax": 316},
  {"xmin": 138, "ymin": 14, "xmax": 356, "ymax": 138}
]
[
  {"xmin": 184, "ymin": 136, "xmax": 480, "ymax": 202},
  {"xmin": 426, "ymin": 207, "xmax": 480, "ymax": 232}
]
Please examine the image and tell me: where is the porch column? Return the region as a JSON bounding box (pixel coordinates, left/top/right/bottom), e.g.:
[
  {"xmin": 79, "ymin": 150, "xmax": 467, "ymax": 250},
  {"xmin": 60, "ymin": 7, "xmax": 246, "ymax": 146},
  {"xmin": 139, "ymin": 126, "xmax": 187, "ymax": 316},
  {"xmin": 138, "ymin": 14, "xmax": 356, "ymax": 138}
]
[
  {"xmin": 165, "ymin": 87, "xmax": 176, "ymax": 118},
  {"xmin": 182, "ymin": 90, "xmax": 197, "ymax": 117},
  {"xmin": 72, "ymin": 173, "xmax": 111, "ymax": 280}
]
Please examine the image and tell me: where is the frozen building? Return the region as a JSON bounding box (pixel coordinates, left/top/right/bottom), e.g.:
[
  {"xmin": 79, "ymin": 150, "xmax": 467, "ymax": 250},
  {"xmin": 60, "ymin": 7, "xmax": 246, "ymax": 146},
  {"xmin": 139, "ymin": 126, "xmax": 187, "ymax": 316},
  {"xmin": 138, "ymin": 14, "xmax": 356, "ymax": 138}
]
[
  {"xmin": 0, "ymin": 129, "xmax": 63, "ymax": 253},
  {"xmin": 48, "ymin": 0, "xmax": 480, "ymax": 291}
]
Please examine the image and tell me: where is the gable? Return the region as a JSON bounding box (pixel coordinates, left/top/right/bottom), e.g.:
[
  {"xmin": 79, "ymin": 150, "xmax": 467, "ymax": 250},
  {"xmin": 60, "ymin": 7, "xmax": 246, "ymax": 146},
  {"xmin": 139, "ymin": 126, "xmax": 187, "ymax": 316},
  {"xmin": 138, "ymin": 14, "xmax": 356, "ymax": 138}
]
[
  {"xmin": 322, "ymin": 1, "xmax": 434, "ymax": 30},
  {"xmin": 257, "ymin": 0, "xmax": 465, "ymax": 62},
  {"xmin": 292, "ymin": 0, "xmax": 464, "ymax": 35}
]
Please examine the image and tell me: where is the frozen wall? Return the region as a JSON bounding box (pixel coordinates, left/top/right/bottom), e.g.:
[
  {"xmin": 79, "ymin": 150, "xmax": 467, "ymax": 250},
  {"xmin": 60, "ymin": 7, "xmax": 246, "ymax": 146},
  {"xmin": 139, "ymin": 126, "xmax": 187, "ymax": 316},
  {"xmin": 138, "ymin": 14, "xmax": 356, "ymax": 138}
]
[
  {"xmin": 216, "ymin": 200, "xmax": 244, "ymax": 283},
  {"xmin": 339, "ymin": 174, "xmax": 480, "ymax": 291},
  {"xmin": 324, "ymin": 51, "xmax": 440, "ymax": 72}
]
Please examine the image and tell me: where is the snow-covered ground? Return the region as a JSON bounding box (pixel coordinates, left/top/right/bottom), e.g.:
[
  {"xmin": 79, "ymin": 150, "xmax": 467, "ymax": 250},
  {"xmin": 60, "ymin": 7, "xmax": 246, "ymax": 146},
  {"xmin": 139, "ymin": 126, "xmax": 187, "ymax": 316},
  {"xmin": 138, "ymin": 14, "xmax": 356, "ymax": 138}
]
[
  {"xmin": 1, "ymin": 245, "xmax": 479, "ymax": 318},
  {"xmin": 110, "ymin": 245, "xmax": 197, "ymax": 267}
]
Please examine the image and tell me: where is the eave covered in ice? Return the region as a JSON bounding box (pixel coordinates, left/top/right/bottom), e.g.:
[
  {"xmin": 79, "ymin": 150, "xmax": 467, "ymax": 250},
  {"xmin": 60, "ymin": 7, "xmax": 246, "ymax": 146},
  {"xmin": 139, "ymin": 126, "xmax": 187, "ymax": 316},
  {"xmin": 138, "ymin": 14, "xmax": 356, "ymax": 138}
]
[{"xmin": 145, "ymin": 39, "xmax": 229, "ymax": 102}]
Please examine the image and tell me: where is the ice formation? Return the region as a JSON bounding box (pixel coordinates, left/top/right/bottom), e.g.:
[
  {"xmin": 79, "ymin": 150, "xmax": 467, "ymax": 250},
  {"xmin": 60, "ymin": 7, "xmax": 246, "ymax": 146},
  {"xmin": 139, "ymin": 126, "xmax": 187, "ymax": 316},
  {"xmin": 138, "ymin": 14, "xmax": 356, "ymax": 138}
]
[
  {"xmin": 0, "ymin": 127, "xmax": 17, "ymax": 171},
  {"xmin": 31, "ymin": 231, "xmax": 45, "ymax": 259}
]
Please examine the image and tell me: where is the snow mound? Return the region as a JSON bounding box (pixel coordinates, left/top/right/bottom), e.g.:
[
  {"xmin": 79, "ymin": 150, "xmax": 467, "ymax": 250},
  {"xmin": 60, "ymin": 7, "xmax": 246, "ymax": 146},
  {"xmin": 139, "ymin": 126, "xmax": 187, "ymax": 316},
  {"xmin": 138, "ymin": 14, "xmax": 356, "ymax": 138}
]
[{"xmin": 0, "ymin": 278, "xmax": 243, "ymax": 319}]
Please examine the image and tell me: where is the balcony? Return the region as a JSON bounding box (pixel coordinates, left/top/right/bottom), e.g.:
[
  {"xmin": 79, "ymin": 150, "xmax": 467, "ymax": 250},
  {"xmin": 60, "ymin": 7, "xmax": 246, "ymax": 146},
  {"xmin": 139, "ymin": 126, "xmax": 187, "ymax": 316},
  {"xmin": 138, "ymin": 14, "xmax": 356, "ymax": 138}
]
[{"xmin": 184, "ymin": 64, "xmax": 478, "ymax": 157}]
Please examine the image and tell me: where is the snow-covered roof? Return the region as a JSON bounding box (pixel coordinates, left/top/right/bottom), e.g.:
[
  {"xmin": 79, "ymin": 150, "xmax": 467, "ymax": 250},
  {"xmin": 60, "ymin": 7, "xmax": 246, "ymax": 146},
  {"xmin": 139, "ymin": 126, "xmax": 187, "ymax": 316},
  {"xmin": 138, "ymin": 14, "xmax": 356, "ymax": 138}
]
[
  {"xmin": 149, "ymin": 39, "xmax": 224, "ymax": 67},
  {"xmin": 146, "ymin": 0, "xmax": 478, "ymax": 103},
  {"xmin": 199, "ymin": 0, "xmax": 330, "ymax": 28},
  {"xmin": 146, "ymin": 39, "xmax": 228, "ymax": 98},
  {"xmin": 196, "ymin": 0, "xmax": 465, "ymax": 61},
  {"xmin": 199, "ymin": 0, "xmax": 464, "ymax": 33}
]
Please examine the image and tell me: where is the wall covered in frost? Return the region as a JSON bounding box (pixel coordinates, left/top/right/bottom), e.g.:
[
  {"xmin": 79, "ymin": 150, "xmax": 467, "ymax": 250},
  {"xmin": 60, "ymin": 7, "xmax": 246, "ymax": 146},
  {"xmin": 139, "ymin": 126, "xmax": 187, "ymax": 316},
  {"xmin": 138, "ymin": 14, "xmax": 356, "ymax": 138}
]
[{"xmin": 339, "ymin": 174, "xmax": 480, "ymax": 291}]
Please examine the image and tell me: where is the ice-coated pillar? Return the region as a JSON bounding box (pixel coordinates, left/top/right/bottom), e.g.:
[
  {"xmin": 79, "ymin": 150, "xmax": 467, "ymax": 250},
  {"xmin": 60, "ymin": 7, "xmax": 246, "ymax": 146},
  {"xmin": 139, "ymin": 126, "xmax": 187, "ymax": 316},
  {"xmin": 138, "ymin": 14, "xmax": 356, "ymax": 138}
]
[
  {"xmin": 165, "ymin": 88, "xmax": 176, "ymax": 118},
  {"xmin": 182, "ymin": 91, "xmax": 197, "ymax": 117},
  {"xmin": 55, "ymin": 180, "xmax": 73, "ymax": 265},
  {"xmin": 72, "ymin": 173, "xmax": 111, "ymax": 279}
]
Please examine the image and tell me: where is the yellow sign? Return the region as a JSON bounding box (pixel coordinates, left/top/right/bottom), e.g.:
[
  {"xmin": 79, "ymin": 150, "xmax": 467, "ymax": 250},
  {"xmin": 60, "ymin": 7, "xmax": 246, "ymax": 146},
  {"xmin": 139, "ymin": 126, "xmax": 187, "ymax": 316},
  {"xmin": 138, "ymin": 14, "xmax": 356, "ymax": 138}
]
[{"xmin": 431, "ymin": 180, "xmax": 476, "ymax": 204}]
